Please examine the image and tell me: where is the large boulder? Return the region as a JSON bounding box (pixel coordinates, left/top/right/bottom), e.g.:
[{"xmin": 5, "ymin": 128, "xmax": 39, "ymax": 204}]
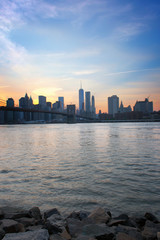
[
  {"xmin": 87, "ymin": 208, "xmax": 110, "ymax": 224},
  {"xmin": 29, "ymin": 207, "xmax": 42, "ymax": 220},
  {"xmin": 2, "ymin": 229, "xmax": 49, "ymax": 240},
  {"xmin": 1, "ymin": 219, "xmax": 24, "ymax": 233},
  {"xmin": 81, "ymin": 223, "xmax": 114, "ymax": 238},
  {"xmin": 66, "ymin": 218, "xmax": 83, "ymax": 237},
  {"xmin": 44, "ymin": 208, "xmax": 61, "ymax": 219}
]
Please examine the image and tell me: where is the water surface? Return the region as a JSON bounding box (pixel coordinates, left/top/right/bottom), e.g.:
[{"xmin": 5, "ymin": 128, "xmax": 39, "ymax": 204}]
[{"xmin": 0, "ymin": 123, "xmax": 160, "ymax": 215}]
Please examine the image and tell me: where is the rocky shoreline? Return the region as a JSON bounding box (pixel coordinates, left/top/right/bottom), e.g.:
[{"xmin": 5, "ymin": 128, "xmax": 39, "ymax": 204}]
[{"xmin": 0, "ymin": 206, "xmax": 160, "ymax": 240}]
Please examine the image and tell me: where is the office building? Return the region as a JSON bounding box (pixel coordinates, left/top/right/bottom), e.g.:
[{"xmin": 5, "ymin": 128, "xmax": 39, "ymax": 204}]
[
  {"xmin": 85, "ymin": 91, "xmax": 91, "ymax": 113},
  {"xmin": 108, "ymin": 95, "xmax": 119, "ymax": 116},
  {"xmin": 19, "ymin": 93, "xmax": 29, "ymax": 108},
  {"xmin": 39, "ymin": 96, "xmax": 46, "ymax": 109},
  {"xmin": 91, "ymin": 95, "xmax": 96, "ymax": 114},
  {"xmin": 7, "ymin": 98, "xmax": 14, "ymax": 107},
  {"xmin": 79, "ymin": 88, "xmax": 84, "ymax": 112},
  {"xmin": 134, "ymin": 98, "xmax": 153, "ymax": 113},
  {"xmin": 58, "ymin": 97, "xmax": 64, "ymax": 110}
]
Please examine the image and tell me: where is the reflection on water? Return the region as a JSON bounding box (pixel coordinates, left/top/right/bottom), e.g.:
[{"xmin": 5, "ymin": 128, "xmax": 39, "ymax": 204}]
[{"xmin": 0, "ymin": 123, "xmax": 160, "ymax": 215}]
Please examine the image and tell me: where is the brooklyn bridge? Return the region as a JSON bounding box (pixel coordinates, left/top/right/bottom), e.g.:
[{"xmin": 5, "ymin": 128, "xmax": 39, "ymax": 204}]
[{"xmin": 0, "ymin": 98, "xmax": 96, "ymax": 124}]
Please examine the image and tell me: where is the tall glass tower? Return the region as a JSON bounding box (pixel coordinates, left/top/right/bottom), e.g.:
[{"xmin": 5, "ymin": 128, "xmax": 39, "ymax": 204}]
[
  {"xmin": 85, "ymin": 91, "xmax": 91, "ymax": 113},
  {"xmin": 79, "ymin": 88, "xmax": 84, "ymax": 112}
]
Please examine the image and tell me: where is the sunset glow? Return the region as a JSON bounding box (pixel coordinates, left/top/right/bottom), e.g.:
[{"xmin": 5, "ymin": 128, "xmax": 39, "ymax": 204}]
[{"xmin": 0, "ymin": 0, "xmax": 160, "ymax": 112}]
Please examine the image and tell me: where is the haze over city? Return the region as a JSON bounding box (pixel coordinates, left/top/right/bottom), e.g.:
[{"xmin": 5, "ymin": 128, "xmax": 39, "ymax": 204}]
[{"xmin": 0, "ymin": 0, "xmax": 160, "ymax": 112}]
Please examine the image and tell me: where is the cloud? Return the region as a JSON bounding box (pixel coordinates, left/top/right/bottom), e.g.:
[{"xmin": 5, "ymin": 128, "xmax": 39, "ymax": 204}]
[
  {"xmin": 73, "ymin": 70, "xmax": 99, "ymax": 75},
  {"xmin": 105, "ymin": 68, "xmax": 160, "ymax": 76}
]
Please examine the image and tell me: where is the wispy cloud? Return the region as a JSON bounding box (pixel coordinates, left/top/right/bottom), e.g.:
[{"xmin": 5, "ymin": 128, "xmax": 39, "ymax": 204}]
[
  {"xmin": 105, "ymin": 68, "xmax": 160, "ymax": 76},
  {"xmin": 73, "ymin": 70, "xmax": 99, "ymax": 76}
]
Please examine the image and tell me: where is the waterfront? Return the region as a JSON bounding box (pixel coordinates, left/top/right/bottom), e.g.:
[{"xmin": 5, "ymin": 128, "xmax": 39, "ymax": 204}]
[{"xmin": 0, "ymin": 123, "xmax": 160, "ymax": 216}]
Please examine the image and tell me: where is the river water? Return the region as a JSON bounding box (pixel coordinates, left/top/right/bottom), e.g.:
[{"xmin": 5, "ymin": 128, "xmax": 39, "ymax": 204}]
[{"xmin": 0, "ymin": 122, "xmax": 160, "ymax": 215}]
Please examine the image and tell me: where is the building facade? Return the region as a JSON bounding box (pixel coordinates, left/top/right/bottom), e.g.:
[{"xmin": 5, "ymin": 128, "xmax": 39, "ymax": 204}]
[
  {"xmin": 134, "ymin": 98, "xmax": 153, "ymax": 113},
  {"xmin": 108, "ymin": 95, "xmax": 119, "ymax": 117},
  {"xmin": 58, "ymin": 97, "xmax": 64, "ymax": 110},
  {"xmin": 85, "ymin": 91, "xmax": 91, "ymax": 113},
  {"xmin": 79, "ymin": 88, "xmax": 84, "ymax": 112}
]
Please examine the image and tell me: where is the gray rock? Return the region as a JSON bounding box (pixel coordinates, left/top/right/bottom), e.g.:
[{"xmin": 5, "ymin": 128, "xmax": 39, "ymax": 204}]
[
  {"xmin": 141, "ymin": 220, "xmax": 160, "ymax": 240},
  {"xmin": 108, "ymin": 219, "xmax": 127, "ymax": 227},
  {"xmin": 16, "ymin": 217, "xmax": 35, "ymax": 227},
  {"xmin": 48, "ymin": 214, "xmax": 66, "ymax": 229},
  {"xmin": 81, "ymin": 223, "xmax": 113, "ymax": 237},
  {"xmin": 0, "ymin": 227, "xmax": 5, "ymax": 240},
  {"xmin": 1, "ymin": 207, "xmax": 29, "ymax": 220},
  {"xmin": 1, "ymin": 219, "xmax": 25, "ymax": 233},
  {"xmin": 87, "ymin": 208, "xmax": 110, "ymax": 224},
  {"xmin": 145, "ymin": 212, "xmax": 159, "ymax": 223},
  {"xmin": 116, "ymin": 232, "xmax": 136, "ymax": 240},
  {"xmin": 0, "ymin": 209, "xmax": 4, "ymax": 220},
  {"xmin": 29, "ymin": 207, "xmax": 42, "ymax": 220},
  {"xmin": 44, "ymin": 209, "xmax": 61, "ymax": 219},
  {"xmin": 66, "ymin": 218, "xmax": 83, "ymax": 237},
  {"xmin": 2, "ymin": 229, "xmax": 49, "ymax": 240},
  {"xmin": 49, "ymin": 234, "xmax": 65, "ymax": 240},
  {"xmin": 26, "ymin": 225, "xmax": 43, "ymax": 231}
]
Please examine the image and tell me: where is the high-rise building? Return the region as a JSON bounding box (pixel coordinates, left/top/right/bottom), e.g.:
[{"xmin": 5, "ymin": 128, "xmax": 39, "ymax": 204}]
[
  {"xmin": 85, "ymin": 91, "xmax": 91, "ymax": 113},
  {"xmin": 7, "ymin": 98, "xmax": 14, "ymax": 107},
  {"xmin": 39, "ymin": 96, "xmax": 46, "ymax": 109},
  {"xmin": 108, "ymin": 95, "xmax": 119, "ymax": 116},
  {"xmin": 134, "ymin": 98, "xmax": 153, "ymax": 113},
  {"xmin": 79, "ymin": 88, "xmax": 84, "ymax": 112},
  {"xmin": 58, "ymin": 97, "xmax": 64, "ymax": 110},
  {"xmin": 91, "ymin": 95, "xmax": 95, "ymax": 114},
  {"xmin": 19, "ymin": 93, "xmax": 29, "ymax": 108}
]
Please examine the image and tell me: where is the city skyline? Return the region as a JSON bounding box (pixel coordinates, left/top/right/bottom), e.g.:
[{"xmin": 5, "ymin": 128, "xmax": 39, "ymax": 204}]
[{"xmin": 0, "ymin": 0, "xmax": 160, "ymax": 112}]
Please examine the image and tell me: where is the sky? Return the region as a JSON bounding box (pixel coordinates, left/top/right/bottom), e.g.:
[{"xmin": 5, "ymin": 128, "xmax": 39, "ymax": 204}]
[{"xmin": 0, "ymin": 0, "xmax": 160, "ymax": 112}]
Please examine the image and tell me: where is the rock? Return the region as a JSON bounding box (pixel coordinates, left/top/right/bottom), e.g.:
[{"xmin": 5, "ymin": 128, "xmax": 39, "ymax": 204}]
[
  {"xmin": 145, "ymin": 212, "xmax": 159, "ymax": 223},
  {"xmin": 0, "ymin": 209, "xmax": 4, "ymax": 220},
  {"xmin": 157, "ymin": 232, "xmax": 160, "ymax": 240},
  {"xmin": 1, "ymin": 219, "xmax": 25, "ymax": 233},
  {"xmin": 16, "ymin": 217, "xmax": 35, "ymax": 227},
  {"xmin": 0, "ymin": 207, "xmax": 29, "ymax": 220},
  {"xmin": 43, "ymin": 221, "xmax": 62, "ymax": 235},
  {"xmin": 115, "ymin": 214, "xmax": 129, "ymax": 221},
  {"xmin": 108, "ymin": 219, "xmax": 127, "ymax": 227},
  {"xmin": 66, "ymin": 218, "xmax": 83, "ymax": 237},
  {"xmin": 134, "ymin": 217, "xmax": 146, "ymax": 229},
  {"xmin": 116, "ymin": 232, "xmax": 136, "ymax": 240},
  {"xmin": 26, "ymin": 225, "xmax": 43, "ymax": 231},
  {"xmin": 47, "ymin": 214, "xmax": 66, "ymax": 229},
  {"xmin": 60, "ymin": 228, "xmax": 71, "ymax": 240},
  {"xmin": 29, "ymin": 207, "xmax": 42, "ymax": 220},
  {"xmin": 2, "ymin": 229, "xmax": 49, "ymax": 240},
  {"xmin": 81, "ymin": 223, "xmax": 114, "ymax": 238},
  {"xmin": 67, "ymin": 211, "xmax": 80, "ymax": 220},
  {"xmin": 141, "ymin": 220, "xmax": 160, "ymax": 240},
  {"xmin": 79, "ymin": 211, "xmax": 89, "ymax": 221},
  {"xmin": 88, "ymin": 208, "xmax": 110, "ymax": 224},
  {"xmin": 44, "ymin": 209, "xmax": 61, "ymax": 219},
  {"xmin": 0, "ymin": 227, "xmax": 5, "ymax": 240},
  {"xmin": 49, "ymin": 234, "xmax": 65, "ymax": 240}
]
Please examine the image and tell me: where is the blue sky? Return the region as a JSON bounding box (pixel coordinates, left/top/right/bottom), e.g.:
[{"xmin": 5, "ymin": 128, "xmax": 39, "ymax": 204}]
[{"xmin": 0, "ymin": 0, "xmax": 160, "ymax": 111}]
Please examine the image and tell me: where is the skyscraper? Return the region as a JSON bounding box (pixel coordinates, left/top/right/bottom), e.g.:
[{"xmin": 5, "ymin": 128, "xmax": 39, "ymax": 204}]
[
  {"xmin": 91, "ymin": 95, "xmax": 95, "ymax": 114},
  {"xmin": 79, "ymin": 88, "xmax": 84, "ymax": 112},
  {"xmin": 39, "ymin": 96, "xmax": 46, "ymax": 109},
  {"xmin": 58, "ymin": 97, "xmax": 64, "ymax": 110},
  {"xmin": 108, "ymin": 95, "xmax": 119, "ymax": 116},
  {"xmin": 85, "ymin": 91, "xmax": 91, "ymax": 113}
]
